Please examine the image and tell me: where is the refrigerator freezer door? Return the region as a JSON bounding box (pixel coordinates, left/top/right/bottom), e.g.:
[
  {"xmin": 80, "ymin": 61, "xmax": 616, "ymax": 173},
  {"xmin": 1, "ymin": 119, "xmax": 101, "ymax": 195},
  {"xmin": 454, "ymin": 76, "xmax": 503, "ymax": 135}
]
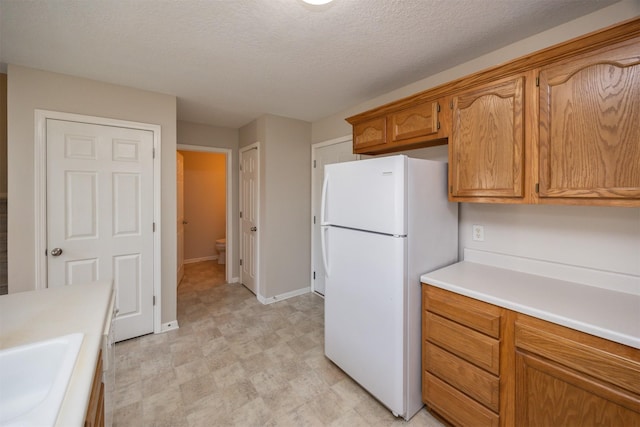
[
  {"xmin": 324, "ymin": 226, "xmax": 407, "ymax": 417},
  {"xmin": 323, "ymin": 155, "xmax": 406, "ymax": 236}
]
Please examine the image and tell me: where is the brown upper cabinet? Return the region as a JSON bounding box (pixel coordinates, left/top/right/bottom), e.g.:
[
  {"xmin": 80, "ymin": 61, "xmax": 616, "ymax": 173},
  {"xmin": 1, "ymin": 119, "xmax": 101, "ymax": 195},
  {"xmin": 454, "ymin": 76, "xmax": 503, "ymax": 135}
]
[
  {"xmin": 450, "ymin": 75, "xmax": 527, "ymax": 202},
  {"xmin": 538, "ymin": 36, "xmax": 640, "ymax": 205},
  {"xmin": 349, "ymin": 98, "xmax": 449, "ymax": 155},
  {"xmin": 346, "ymin": 18, "xmax": 640, "ymax": 207}
]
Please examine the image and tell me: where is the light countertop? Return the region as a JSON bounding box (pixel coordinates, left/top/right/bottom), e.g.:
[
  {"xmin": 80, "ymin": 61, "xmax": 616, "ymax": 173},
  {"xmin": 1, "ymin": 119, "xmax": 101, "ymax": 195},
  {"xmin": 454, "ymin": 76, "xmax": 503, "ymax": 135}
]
[
  {"xmin": 421, "ymin": 260, "xmax": 640, "ymax": 349},
  {"xmin": 0, "ymin": 281, "xmax": 114, "ymax": 426}
]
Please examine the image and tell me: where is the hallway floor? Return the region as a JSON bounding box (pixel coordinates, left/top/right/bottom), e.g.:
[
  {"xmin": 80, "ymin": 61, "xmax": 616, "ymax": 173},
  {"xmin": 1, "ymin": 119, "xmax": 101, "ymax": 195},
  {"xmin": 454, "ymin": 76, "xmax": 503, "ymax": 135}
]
[{"xmin": 113, "ymin": 261, "xmax": 444, "ymax": 426}]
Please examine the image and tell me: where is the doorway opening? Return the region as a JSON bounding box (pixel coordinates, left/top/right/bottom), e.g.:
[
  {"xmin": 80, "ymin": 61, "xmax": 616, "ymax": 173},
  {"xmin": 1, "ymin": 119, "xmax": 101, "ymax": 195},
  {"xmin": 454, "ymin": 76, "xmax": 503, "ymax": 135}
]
[{"xmin": 176, "ymin": 145, "xmax": 233, "ymax": 286}]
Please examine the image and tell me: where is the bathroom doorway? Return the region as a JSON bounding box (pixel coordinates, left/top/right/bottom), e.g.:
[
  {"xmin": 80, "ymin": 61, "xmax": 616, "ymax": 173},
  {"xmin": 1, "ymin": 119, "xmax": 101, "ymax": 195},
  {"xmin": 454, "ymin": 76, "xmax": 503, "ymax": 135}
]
[{"xmin": 176, "ymin": 145, "xmax": 233, "ymax": 285}]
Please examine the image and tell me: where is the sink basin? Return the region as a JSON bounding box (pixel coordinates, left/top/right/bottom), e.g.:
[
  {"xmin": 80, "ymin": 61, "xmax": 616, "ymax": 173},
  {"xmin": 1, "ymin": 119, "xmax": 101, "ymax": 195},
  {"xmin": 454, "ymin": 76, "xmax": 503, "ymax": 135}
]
[{"xmin": 0, "ymin": 333, "xmax": 84, "ymax": 426}]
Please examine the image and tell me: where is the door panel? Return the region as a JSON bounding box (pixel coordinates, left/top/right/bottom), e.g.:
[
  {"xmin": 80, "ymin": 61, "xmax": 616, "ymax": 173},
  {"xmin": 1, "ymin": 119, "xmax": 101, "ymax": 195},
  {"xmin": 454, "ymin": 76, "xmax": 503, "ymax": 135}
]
[
  {"xmin": 312, "ymin": 140, "xmax": 357, "ymax": 295},
  {"xmin": 47, "ymin": 119, "xmax": 154, "ymax": 342},
  {"xmin": 240, "ymin": 146, "xmax": 258, "ymax": 295}
]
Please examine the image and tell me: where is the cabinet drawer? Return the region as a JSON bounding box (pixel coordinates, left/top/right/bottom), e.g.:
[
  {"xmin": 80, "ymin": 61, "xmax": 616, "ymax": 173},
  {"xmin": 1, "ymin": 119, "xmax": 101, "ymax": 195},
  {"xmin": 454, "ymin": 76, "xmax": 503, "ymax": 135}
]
[
  {"xmin": 389, "ymin": 101, "xmax": 439, "ymax": 143},
  {"xmin": 425, "ymin": 312, "xmax": 500, "ymax": 375},
  {"xmin": 425, "ymin": 343, "xmax": 500, "ymax": 412},
  {"xmin": 353, "ymin": 117, "xmax": 386, "ymax": 151},
  {"xmin": 424, "ymin": 372, "xmax": 499, "ymax": 427},
  {"xmin": 515, "ymin": 314, "xmax": 640, "ymax": 395},
  {"xmin": 425, "ymin": 285, "xmax": 501, "ymax": 338}
]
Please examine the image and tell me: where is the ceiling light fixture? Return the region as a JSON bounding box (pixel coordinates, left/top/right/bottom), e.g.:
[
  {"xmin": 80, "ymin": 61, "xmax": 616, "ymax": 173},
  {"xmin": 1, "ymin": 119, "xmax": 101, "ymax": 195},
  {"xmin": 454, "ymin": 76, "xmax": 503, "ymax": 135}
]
[{"xmin": 302, "ymin": 0, "xmax": 333, "ymax": 5}]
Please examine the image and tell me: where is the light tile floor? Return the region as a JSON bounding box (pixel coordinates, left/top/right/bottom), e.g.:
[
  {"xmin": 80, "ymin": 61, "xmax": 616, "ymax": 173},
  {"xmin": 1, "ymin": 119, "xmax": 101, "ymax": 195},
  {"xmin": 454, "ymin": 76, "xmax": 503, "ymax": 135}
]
[{"xmin": 114, "ymin": 261, "xmax": 444, "ymax": 426}]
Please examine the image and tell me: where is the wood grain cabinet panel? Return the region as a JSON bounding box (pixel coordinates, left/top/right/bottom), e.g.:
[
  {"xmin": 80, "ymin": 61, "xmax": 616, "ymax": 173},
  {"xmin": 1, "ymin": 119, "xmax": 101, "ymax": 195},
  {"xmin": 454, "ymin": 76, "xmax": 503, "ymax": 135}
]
[
  {"xmin": 450, "ymin": 75, "xmax": 525, "ymax": 200},
  {"xmin": 538, "ymin": 36, "xmax": 640, "ymax": 205},
  {"xmin": 425, "ymin": 312, "xmax": 500, "ymax": 375},
  {"xmin": 389, "ymin": 101, "xmax": 440, "ymax": 143},
  {"xmin": 515, "ymin": 313, "xmax": 640, "ymax": 426},
  {"xmin": 352, "ymin": 117, "xmax": 386, "ymax": 152},
  {"xmin": 85, "ymin": 351, "xmax": 105, "ymax": 427},
  {"xmin": 425, "ymin": 285, "xmax": 501, "ymax": 338},
  {"xmin": 425, "ymin": 372, "xmax": 500, "ymax": 427},
  {"xmin": 425, "ymin": 343, "xmax": 500, "ymax": 412}
]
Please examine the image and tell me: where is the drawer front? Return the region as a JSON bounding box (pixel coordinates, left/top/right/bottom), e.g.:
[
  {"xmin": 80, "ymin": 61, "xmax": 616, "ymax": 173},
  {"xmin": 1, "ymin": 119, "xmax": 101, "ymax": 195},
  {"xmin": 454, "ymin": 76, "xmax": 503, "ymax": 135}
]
[
  {"xmin": 424, "ymin": 372, "xmax": 499, "ymax": 427},
  {"xmin": 515, "ymin": 314, "xmax": 640, "ymax": 395},
  {"xmin": 425, "ymin": 285, "xmax": 502, "ymax": 338},
  {"xmin": 389, "ymin": 101, "xmax": 439, "ymax": 143},
  {"xmin": 425, "ymin": 312, "xmax": 500, "ymax": 375},
  {"xmin": 425, "ymin": 343, "xmax": 500, "ymax": 412}
]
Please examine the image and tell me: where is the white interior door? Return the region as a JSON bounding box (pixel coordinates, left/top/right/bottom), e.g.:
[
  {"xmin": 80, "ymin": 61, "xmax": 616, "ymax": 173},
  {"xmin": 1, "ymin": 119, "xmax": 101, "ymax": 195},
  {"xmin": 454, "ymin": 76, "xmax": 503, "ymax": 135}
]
[
  {"xmin": 240, "ymin": 145, "xmax": 259, "ymax": 295},
  {"xmin": 311, "ymin": 139, "xmax": 357, "ymax": 295},
  {"xmin": 177, "ymin": 151, "xmax": 185, "ymax": 285},
  {"xmin": 46, "ymin": 119, "xmax": 155, "ymax": 342}
]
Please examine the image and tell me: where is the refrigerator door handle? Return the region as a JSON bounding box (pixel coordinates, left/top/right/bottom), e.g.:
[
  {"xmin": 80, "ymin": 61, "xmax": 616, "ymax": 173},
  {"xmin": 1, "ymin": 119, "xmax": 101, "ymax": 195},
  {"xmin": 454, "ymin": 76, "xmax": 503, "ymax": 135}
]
[
  {"xmin": 320, "ymin": 226, "xmax": 330, "ymax": 277},
  {"xmin": 320, "ymin": 172, "xmax": 329, "ymax": 226}
]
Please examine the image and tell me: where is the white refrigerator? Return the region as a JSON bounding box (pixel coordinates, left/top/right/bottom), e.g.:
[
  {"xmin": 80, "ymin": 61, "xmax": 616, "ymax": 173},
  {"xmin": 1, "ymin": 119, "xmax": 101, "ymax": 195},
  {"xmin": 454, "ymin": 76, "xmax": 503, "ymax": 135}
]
[{"xmin": 321, "ymin": 155, "xmax": 458, "ymax": 420}]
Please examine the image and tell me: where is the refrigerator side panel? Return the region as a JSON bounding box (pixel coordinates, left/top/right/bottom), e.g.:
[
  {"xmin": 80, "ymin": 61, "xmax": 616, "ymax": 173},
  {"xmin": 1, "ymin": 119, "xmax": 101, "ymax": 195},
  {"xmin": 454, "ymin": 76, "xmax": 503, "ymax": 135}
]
[
  {"xmin": 324, "ymin": 156, "xmax": 406, "ymax": 235},
  {"xmin": 405, "ymin": 158, "xmax": 459, "ymax": 419},
  {"xmin": 324, "ymin": 226, "xmax": 407, "ymax": 417}
]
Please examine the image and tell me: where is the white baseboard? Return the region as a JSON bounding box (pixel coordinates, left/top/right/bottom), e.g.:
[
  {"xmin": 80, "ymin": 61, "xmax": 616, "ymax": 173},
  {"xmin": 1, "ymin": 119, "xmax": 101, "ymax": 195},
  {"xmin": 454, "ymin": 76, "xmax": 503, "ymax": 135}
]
[
  {"xmin": 184, "ymin": 256, "xmax": 217, "ymax": 264},
  {"xmin": 160, "ymin": 320, "xmax": 179, "ymax": 332},
  {"xmin": 257, "ymin": 287, "xmax": 311, "ymax": 305},
  {"xmin": 229, "ymin": 276, "xmax": 240, "ymax": 284}
]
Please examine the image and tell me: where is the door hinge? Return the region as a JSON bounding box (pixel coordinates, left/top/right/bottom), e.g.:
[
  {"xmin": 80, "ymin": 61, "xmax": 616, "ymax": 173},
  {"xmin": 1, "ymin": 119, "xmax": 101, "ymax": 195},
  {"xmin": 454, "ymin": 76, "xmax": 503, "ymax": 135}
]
[
  {"xmin": 153, "ymin": 147, "xmax": 156, "ymax": 158},
  {"xmin": 436, "ymin": 103, "xmax": 441, "ymax": 113},
  {"xmin": 240, "ymin": 163, "xmax": 243, "ymax": 172},
  {"xmin": 153, "ymin": 222, "xmax": 156, "ymax": 232},
  {"xmin": 535, "ymin": 183, "xmax": 540, "ymax": 193},
  {"xmin": 153, "ymin": 295, "xmax": 156, "ymax": 306},
  {"xmin": 313, "ymin": 215, "xmax": 316, "ymax": 224},
  {"xmin": 450, "ymin": 185, "xmax": 453, "ymax": 193},
  {"xmin": 240, "ymin": 211, "xmax": 243, "ymax": 218},
  {"xmin": 437, "ymin": 121, "xmax": 440, "ymax": 130},
  {"xmin": 536, "ymin": 76, "xmax": 540, "ymax": 87},
  {"xmin": 313, "ymin": 271, "xmax": 316, "ymax": 280},
  {"xmin": 239, "ymin": 259, "xmax": 243, "ymax": 266},
  {"xmin": 449, "ymin": 100, "xmax": 454, "ymax": 109},
  {"xmin": 313, "ymin": 160, "xmax": 316, "ymax": 168}
]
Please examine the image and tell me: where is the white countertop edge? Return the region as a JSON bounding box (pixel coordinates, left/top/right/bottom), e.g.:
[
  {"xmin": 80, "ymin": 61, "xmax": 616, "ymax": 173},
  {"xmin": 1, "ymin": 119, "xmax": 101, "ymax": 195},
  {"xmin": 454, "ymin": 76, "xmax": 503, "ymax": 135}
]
[{"xmin": 422, "ymin": 276, "xmax": 640, "ymax": 350}]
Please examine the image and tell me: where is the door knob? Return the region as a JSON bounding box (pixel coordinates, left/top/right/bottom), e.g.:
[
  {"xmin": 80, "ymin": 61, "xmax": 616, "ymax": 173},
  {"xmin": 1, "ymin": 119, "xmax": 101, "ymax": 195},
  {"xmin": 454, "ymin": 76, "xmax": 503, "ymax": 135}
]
[
  {"xmin": 183, "ymin": 220, "xmax": 188, "ymax": 225},
  {"xmin": 250, "ymin": 226, "xmax": 257, "ymax": 232},
  {"xmin": 50, "ymin": 248, "xmax": 63, "ymax": 256}
]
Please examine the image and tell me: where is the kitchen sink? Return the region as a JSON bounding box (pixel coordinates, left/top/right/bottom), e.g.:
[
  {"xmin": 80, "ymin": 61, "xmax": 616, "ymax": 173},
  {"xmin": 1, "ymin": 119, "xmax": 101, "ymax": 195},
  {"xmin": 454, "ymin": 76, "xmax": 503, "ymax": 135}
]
[{"xmin": 0, "ymin": 333, "xmax": 84, "ymax": 426}]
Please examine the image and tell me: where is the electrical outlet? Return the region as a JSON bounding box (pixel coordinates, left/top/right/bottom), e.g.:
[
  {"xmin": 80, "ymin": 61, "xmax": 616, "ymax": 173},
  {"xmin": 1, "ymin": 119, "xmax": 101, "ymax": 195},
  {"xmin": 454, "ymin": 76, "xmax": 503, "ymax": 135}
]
[{"xmin": 472, "ymin": 224, "xmax": 485, "ymax": 242}]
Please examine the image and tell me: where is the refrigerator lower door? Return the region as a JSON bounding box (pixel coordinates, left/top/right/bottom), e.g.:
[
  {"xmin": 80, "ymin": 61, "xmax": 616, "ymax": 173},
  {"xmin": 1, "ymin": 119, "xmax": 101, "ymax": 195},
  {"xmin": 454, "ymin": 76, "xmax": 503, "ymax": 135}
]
[{"xmin": 324, "ymin": 226, "xmax": 407, "ymax": 418}]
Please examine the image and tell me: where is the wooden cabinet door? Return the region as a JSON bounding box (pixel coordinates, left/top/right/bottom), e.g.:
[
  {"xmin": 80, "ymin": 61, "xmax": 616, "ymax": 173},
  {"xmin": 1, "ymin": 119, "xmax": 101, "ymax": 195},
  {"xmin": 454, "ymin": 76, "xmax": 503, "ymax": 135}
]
[
  {"xmin": 516, "ymin": 350, "xmax": 640, "ymax": 426},
  {"xmin": 389, "ymin": 100, "xmax": 440, "ymax": 144},
  {"xmin": 539, "ymin": 37, "xmax": 640, "ymax": 203},
  {"xmin": 352, "ymin": 117, "xmax": 386, "ymax": 153},
  {"xmin": 450, "ymin": 76, "xmax": 525, "ymax": 199}
]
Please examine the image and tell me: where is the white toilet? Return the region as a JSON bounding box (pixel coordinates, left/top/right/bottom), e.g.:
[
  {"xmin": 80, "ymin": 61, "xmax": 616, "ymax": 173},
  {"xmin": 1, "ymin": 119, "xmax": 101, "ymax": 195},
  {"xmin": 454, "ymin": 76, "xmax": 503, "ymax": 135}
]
[{"xmin": 215, "ymin": 238, "xmax": 226, "ymax": 264}]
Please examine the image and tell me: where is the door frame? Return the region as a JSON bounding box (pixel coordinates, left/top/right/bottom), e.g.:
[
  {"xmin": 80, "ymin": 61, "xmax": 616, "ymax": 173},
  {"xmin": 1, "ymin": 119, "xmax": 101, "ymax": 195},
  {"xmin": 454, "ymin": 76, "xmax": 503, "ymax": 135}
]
[
  {"xmin": 310, "ymin": 135, "xmax": 355, "ymax": 294},
  {"xmin": 34, "ymin": 109, "xmax": 163, "ymax": 334},
  {"xmin": 176, "ymin": 144, "xmax": 233, "ymax": 284},
  {"xmin": 239, "ymin": 142, "xmax": 261, "ymax": 298}
]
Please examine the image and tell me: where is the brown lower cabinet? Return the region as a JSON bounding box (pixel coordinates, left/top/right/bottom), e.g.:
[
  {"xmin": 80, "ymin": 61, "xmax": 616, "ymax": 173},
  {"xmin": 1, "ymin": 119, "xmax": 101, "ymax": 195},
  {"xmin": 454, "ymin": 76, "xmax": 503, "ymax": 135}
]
[
  {"xmin": 85, "ymin": 350, "xmax": 105, "ymax": 427},
  {"xmin": 422, "ymin": 284, "xmax": 640, "ymax": 427}
]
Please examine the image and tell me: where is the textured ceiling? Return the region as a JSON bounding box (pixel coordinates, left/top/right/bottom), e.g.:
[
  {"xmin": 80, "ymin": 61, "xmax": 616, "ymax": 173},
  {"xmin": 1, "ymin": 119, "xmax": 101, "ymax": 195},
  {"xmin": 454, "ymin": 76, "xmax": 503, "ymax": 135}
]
[{"xmin": 0, "ymin": 0, "xmax": 621, "ymax": 128}]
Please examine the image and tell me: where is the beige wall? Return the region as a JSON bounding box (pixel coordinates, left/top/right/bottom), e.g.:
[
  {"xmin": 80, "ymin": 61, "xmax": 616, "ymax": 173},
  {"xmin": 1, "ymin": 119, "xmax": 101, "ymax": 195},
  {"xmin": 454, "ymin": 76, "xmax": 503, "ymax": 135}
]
[
  {"xmin": 7, "ymin": 65, "xmax": 178, "ymax": 324},
  {"xmin": 179, "ymin": 151, "xmax": 226, "ymax": 261},
  {"xmin": 311, "ymin": 1, "xmax": 640, "ymax": 282},
  {"xmin": 177, "ymin": 120, "xmax": 239, "ymax": 279},
  {"xmin": 240, "ymin": 114, "xmax": 312, "ymax": 300}
]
